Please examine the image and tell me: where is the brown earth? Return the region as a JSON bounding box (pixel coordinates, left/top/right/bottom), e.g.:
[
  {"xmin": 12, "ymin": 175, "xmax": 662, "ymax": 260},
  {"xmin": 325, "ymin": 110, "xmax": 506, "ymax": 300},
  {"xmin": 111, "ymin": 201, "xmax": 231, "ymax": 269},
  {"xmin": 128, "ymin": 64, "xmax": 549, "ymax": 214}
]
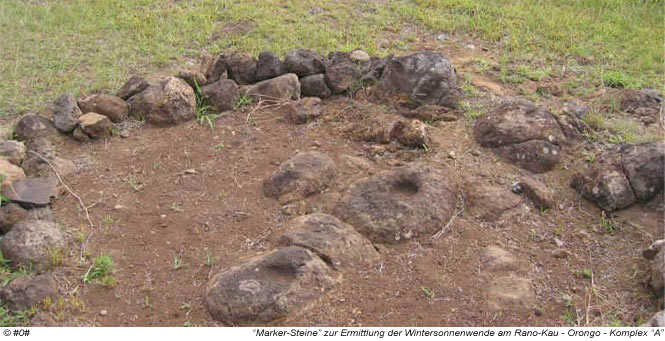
[{"xmin": 27, "ymin": 42, "xmax": 663, "ymax": 327}]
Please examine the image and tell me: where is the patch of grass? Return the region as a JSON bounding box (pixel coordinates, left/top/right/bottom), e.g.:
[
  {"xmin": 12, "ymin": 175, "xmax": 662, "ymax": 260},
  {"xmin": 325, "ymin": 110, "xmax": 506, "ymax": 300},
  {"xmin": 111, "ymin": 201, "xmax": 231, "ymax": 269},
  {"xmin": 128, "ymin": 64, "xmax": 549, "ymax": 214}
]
[
  {"xmin": 0, "ymin": 0, "xmax": 662, "ymax": 116},
  {"xmin": 582, "ymin": 151, "xmax": 596, "ymax": 164},
  {"xmin": 234, "ymin": 94, "xmax": 253, "ymax": 110},
  {"xmin": 461, "ymin": 102, "xmax": 483, "ymax": 122},
  {"xmin": 172, "ymin": 253, "xmax": 185, "ymax": 270},
  {"xmin": 420, "ymin": 286, "xmax": 435, "ymax": 300},
  {"xmin": 608, "ymin": 119, "xmax": 638, "ymax": 144},
  {"xmin": 602, "ymin": 71, "xmax": 633, "ymax": 89},
  {"xmin": 46, "ymin": 247, "xmax": 65, "ymax": 268},
  {"xmin": 579, "ymin": 268, "xmax": 593, "ymax": 280},
  {"xmin": 0, "ymin": 305, "xmax": 38, "ymax": 327},
  {"xmin": 83, "ymin": 253, "xmax": 116, "ymax": 287},
  {"xmin": 581, "ymin": 110, "xmax": 606, "ymax": 131},
  {"xmin": 600, "ymin": 211, "xmax": 617, "ymax": 233},
  {"xmin": 123, "ymin": 174, "xmax": 144, "ymax": 193},
  {"xmin": 203, "ymin": 249, "xmax": 214, "ymax": 267},
  {"xmin": 213, "ymin": 142, "xmax": 225, "ymax": 150},
  {"xmin": 168, "ymin": 202, "xmax": 184, "ymax": 213}
]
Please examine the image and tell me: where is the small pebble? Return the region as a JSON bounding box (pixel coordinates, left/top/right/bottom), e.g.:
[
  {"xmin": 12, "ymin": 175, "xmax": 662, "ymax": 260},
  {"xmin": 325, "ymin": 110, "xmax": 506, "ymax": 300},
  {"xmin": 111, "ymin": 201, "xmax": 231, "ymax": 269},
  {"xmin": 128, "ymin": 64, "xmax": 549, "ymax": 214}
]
[
  {"xmin": 100, "ymin": 310, "xmax": 108, "ymax": 316},
  {"xmin": 448, "ymin": 151, "xmax": 456, "ymax": 159}
]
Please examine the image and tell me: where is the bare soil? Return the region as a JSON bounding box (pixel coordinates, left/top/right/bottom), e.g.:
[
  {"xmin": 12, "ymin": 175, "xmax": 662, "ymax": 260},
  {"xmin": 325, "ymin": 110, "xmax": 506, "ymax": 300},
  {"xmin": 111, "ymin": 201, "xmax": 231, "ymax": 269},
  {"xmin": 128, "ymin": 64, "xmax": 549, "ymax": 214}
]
[{"xmin": 36, "ymin": 44, "xmax": 663, "ymax": 327}]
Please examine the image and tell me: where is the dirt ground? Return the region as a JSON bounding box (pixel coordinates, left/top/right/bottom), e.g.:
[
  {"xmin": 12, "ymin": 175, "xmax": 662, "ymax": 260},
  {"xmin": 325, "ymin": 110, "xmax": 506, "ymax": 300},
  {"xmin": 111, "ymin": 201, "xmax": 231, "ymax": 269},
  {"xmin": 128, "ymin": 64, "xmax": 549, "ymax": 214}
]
[{"xmin": 33, "ymin": 42, "xmax": 663, "ymax": 327}]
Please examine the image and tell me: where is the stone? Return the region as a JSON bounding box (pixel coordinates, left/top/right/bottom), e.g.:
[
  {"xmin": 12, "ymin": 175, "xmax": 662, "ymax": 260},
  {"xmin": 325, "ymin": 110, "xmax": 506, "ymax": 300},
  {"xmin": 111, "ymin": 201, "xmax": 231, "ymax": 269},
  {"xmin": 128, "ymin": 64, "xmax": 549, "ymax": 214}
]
[
  {"xmin": 466, "ymin": 182, "xmax": 521, "ymax": 221},
  {"xmin": 262, "ymin": 151, "xmax": 337, "ymax": 203},
  {"xmin": 202, "ymin": 79, "xmax": 239, "ymax": 112},
  {"xmin": 643, "ymin": 311, "xmax": 665, "ymax": 327},
  {"xmin": 177, "ymin": 69, "xmax": 207, "ymax": 90},
  {"xmin": 284, "ymin": 49, "xmax": 326, "ymax": 77},
  {"xmin": 334, "ymin": 163, "xmax": 457, "ymax": 244},
  {"xmin": 21, "ymin": 154, "xmax": 75, "ymax": 179},
  {"xmin": 474, "ymin": 100, "xmax": 566, "ymax": 173},
  {"xmin": 388, "ymin": 119, "xmax": 430, "ymax": 148},
  {"xmin": 400, "ymin": 104, "xmax": 458, "ymax": 122},
  {"xmin": 71, "ymin": 127, "xmax": 91, "ymax": 142},
  {"xmin": 1, "ymin": 220, "xmax": 65, "ymax": 273},
  {"xmin": 128, "ymin": 76, "xmax": 196, "ymax": 126},
  {"xmin": 360, "ymin": 57, "xmax": 387, "ymax": 85},
  {"xmin": 282, "ymin": 97, "xmax": 322, "ymax": 124},
  {"xmin": 620, "ymin": 142, "xmax": 664, "ymax": 202},
  {"xmin": 0, "ymin": 158, "xmax": 26, "ymax": 187},
  {"xmin": 380, "ymin": 51, "xmax": 457, "ymax": 108},
  {"xmin": 0, "ymin": 274, "xmax": 57, "ymax": 311},
  {"xmin": 483, "ymin": 245, "xmax": 518, "ymax": 272},
  {"xmin": 116, "ymin": 75, "xmax": 149, "ymax": 100},
  {"xmin": 52, "ymin": 93, "xmax": 82, "ymax": 133},
  {"xmin": 247, "ymin": 73, "xmax": 300, "ymax": 102},
  {"xmin": 512, "ymin": 176, "xmax": 555, "ymax": 210},
  {"xmin": 324, "ymin": 60, "xmax": 361, "ymax": 94},
  {"xmin": 621, "ymin": 89, "xmax": 662, "ymax": 125},
  {"xmin": 349, "ymin": 50, "xmax": 371, "ymax": 63},
  {"xmin": 78, "ymin": 94, "xmax": 128, "ymax": 123},
  {"xmin": 79, "ymin": 113, "xmax": 113, "ymax": 139},
  {"xmin": 1, "ymin": 177, "xmax": 58, "ymax": 208},
  {"xmin": 0, "ymin": 140, "xmax": 26, "ymax": 165},
  {"xmin": 204, "ymin": 55, "xmax": 229, "ymax": 85},
  {"xmin": 485, "ymin": 275, "xmax": 535, "ymax": 312},
  {"xmin": 0, "ymin": 204, "xmax": 53, "ymax": 234},
  {"xmin": 571, "ymin": 153, "xmax": 636, "ymax": 212},
  {"xmin": 300, "ymin": 74, "xmax": 331, "ymax": 98},
  {"xmin": 644, "ymin": 241, "xmax": 664, "ymax": 296},
  {"xmin": 14, "ymin": 114, "xmax": 58, "ymax": 142},
  {"xmin": 255, "ymin": 51, "xmax": 286, "ymax": 81},
  {"xmin": 205, "ymin": 246, "xmax": 337, "ymax": 325},
  {"xmin": 275, "ymin": 213, "xmax": 380, "ymax": 270},
  {"xmin": 226, "ymin": 52, "xmax": 257, "ymax": 85}
]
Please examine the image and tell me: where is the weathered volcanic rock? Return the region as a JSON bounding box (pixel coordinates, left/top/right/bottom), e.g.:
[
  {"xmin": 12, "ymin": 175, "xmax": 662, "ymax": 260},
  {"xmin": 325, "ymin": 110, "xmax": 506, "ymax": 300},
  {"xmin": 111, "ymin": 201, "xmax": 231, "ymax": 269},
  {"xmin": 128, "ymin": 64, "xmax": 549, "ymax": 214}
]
[
  {"xmin": 325, "ymin": 60, "xmax": 360, "ymax": 94},
  {"xmin": 116, "ymin": 75, "xmax": 149, "ymax": 100},
  {"xmin": 177, "ymin": 69, "xmax": 207, "ymax": 90},
  {"xmin": 388, "ymin": 119, "xmax": 430, "ymax": 148},
  {"xmin": 247, "ymin": 73, "xmax": 300, "ymax": 102},
  {"xmin": 0, "ymin": 204, "xmax": 53, "ymax": 234},
  {"xmin": 1, "ymin": 220, "xmax": 65, "ymax": 273},
  {"xmin": 262, "ymin": 151, "xmax": 337, "ymax": 203},
  {"xmin": 1, "ymin": 177, "xmax": 58, "ymax": 208},
  {"xmin": 52, "ymin": 93, "xmax": 82, "ymax": 133},
  {"xmin": 226, "ymin": 52, "xmax": 257, "ymax": 85},
  {"xmin": 349, "ymin": 50, "xmax": 371, "ymax": 63},
  {"xmin": 78, "ymin": 94, "xmax": 128, "ymax": 123},
  {"xmin": 300, "ymin": 74, "xmax": 331, "ymax": 98},
  {"xmin": 14, "ymin": 114, "xmax": 58, "ymax": 142},
  {"xmin": 474, "ymin": 100, "xmax": 566, "ymax": 173},
  {"xmin": 255, "ymin": 51, "xmax": 286, "ymax": 81},
  {"xmin": 0, "ymin": 274, "xmax": 57, "ymax": 311},
  {"xmin": 284, "ymin": 49, "xmax": 326, "ymax": 77},
  {"xmin": 79, "ymin": 113, "xmax": 113, "ymax": 139},
  {"xmin": 0, "ymin": 140, "xmax": 26, "ymax": 166},
  {"xmin": 466, "ymin": 182, "xmax": 521, "ymax": 222},
  {"xmin": 205, "ymin": 246, "xmax": 337, "ymax": 325},
  {"xmin": 127, "ymin": 76, "xmax": 196, "ymax": 126},
  {"xmin": 571, "ymin": 142, "xmax": 664, "ymax": 211},
  {"xmin": 275, "ymin": 213, "xmax": 380, "ymax": 270},
  {"xmin": 282, "ymin": 97, "xmax": 322, "ymax": 124},
  {"xmin": 0, "ymin": 157, "xmax": 26, "ymax": 186},
  {"xmin": 483, "ymin": 245, "xmax": 519, "ymax": 272},
  {"xmin": 380, "ymin": 51, "xmax": 457, "ymax": 108},
  {"xmin": 621, "ymin": 89, "xmax": 662, "ymax": 125},
  {"xmin": 202, "ymin": 79, "xmax": 240, "ymax": 112},
  {"xmin": 334, "ymin": 163, "xmax": 457, "ymax": 244},
  {"xmin": 512, "ymin": 176, "xmax": 555, "ymax": 210},
  {"xmin": 485, "ymin": 275, "xmax": 535, "ymax": 312}
]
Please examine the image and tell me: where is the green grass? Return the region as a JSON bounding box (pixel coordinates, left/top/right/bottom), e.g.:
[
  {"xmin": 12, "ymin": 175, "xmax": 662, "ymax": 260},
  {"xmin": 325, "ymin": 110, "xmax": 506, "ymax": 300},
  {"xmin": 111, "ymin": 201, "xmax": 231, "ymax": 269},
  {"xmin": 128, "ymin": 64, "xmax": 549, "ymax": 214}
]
[
  {"xmin": 83, "ymin": 253, "xmax": 116, "ymax": 287},
  {"xmin": 0, "ymin": 0, "xmax": 662, "ymax": 116}
]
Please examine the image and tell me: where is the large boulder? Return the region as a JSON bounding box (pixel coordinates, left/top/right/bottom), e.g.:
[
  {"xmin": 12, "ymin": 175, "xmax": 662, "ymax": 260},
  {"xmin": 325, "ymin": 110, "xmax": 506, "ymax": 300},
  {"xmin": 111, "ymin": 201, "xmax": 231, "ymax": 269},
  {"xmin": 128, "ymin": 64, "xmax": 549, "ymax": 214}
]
[
  {"xmin": 275, "ymin": 213, "xmax": 380, "ymax": 270},
  {"xmin": 0, "ymin": 274, "xmax": 57, "ymax": 311},
  {"xmin": 0, "ymin": 204, "xmax": 53, "ymax": 234},
  {"xmin": 262, "ymin": 151, "xmax": 337, "ymax": 203},
  {"xmin": 127, "ymin": 76, "xmax": 196, "ymax": 126},
  {"xmin": 226, "ymin": 52, "xmax": 257, "ymax": 85},
  {"xmin": 14, "ymin": 114, "xmax": 58, "ymax": 142},
  {"xmin": 474, "ymin": 100, "xmax": 566, "ymax": 173},
  {"xmin": 78, "ymin": 94, "xmax": 128, "ymax": 123},
  {"xmin": 52, "ymin": 93, "xmax": 82, "ymax": 133},
  {"xmin": 247, "ymin": 73, "xmax": 300, "ymax": 102},
  {"xmin": 116, "ymin": 75, "xmax": 149, "ymax": 100},
  {"xmin": 284, "ymin": 49, "xmax": 326, "ymax": 77},
  {"xmin": 202, "ymin": 79, "xmax": 240, "ymax": 112},
  {"xmin": 334, "ymin": 163, "xmax": 457, "ymax": 244},
  {"xmin": 205, "ymin": 246, "xmax": 337, "ymax": 325},
  {"xmin": 300, "ymin": 74, "xmax": 331, "ymax": 98},
  {"xmin": 380, "ymin": 51, "xmax": 457, "ymax": 108},
  {"xmin": 1, "ymin": 220, "xmax": 66, "ymax": 273},
  {"xmin": 571, "ymin": 142, "xmax": 664, "ymax": 211},
  {"xmin": 255, "ymin": 51, "xmax": 286, "ymax": 81},
  {"xmin": 620, "ymin": 142, "xmax": 664, "ymax": 202},
  {"xmin": 0, "ymin": 140, "xmax": 26, "ymax": 166}
]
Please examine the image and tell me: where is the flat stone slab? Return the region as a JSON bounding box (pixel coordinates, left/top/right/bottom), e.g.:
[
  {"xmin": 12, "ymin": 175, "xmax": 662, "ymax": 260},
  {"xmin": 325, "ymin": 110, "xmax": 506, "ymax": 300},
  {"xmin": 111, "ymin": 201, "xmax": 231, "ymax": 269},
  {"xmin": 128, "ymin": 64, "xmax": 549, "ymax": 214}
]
[{"xmin": 2, "ymin": 177, "xmax": 58, "ymax": 208}]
